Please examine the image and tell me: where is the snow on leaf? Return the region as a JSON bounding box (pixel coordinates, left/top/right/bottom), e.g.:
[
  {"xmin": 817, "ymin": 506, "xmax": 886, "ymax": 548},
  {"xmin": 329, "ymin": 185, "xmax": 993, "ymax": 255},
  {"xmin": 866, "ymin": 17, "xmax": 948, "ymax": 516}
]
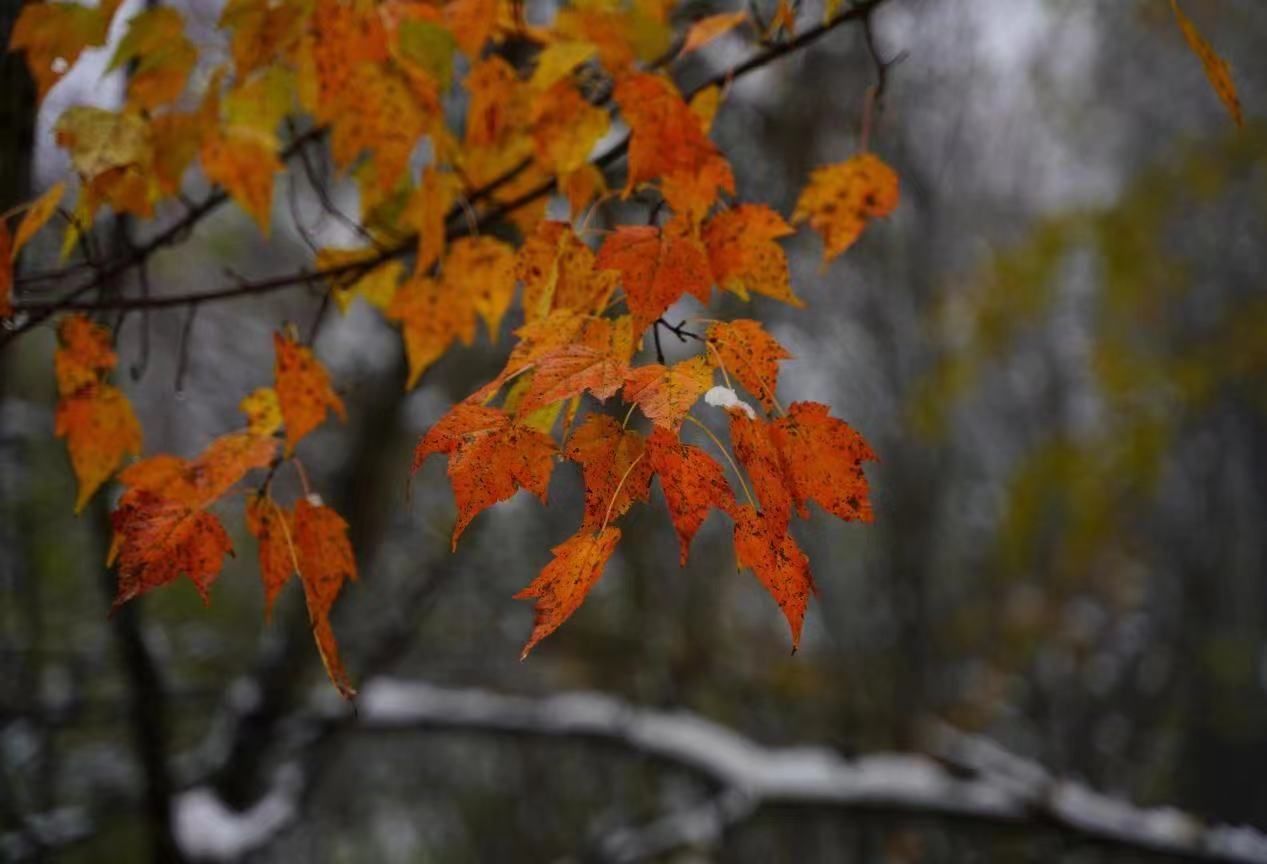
[
  {"xmin": 413, "ymin": 403, "xmax": 557, "ymax": 549},
  {"xmin": 445, "ymin": 236, "xmax": 516, "ymax": 339},
  {"xmin": 732, "ymin": 504, "xmax": 815, "ymax": 650},
  {"xmin": 595, "ymin": 219, "xmax": 712, "ymax": 334},
  {"xmin": 1171, "ymin": 0, "xmax": 1242, "ymax": 127},
  {"xmin": 564, "ymin": 414, "xmax": 652, "ymax": 530},
  {"xmin": 12, "ymin": 182, "xmax": 66, "ymax": 260},
  {"xmin": 622, "ymin": 355, "xmax": 715, "ymax": 429},
  {"xmin": 109, "ymin": 490, "xmax": 233, "ymax": 609},
  {"xmin": 646, "ymin": 427, "xmax": 736, "ymax": 564},
  {"xmin": 706, "ymin": 319, "xmax": 791, "ymax": 412},
  {"xmin": 770, "ymin": 401, "xmax": 876, "ymax": 523},
  {"xmin": 274, "ymin": 332, "xmax": 346, "ymax": 453},
  {"xmin": 704, "ymin": 385, "xmax": 755, "ymax": 420},
  {"xmin": 703, "ymin": 203, "xmax": 800, "ymax": 306},
  {"xmin": 293, "ymin": 498, "xmax": 358, "ymax": 699},
  {"xmin": 613, "ymin": 73, "xmax": 734, "ymax": 219},
  {"xmin": 793, "ymin": 153, "xmax": 899, "ymax": 263},
  {"xmin": 516, "ymin": 345, "xmax": 628, "ymax": 415},
  {"xmin": 514, "ymin": 526, "xmax": 621, "ymax": 658},
  {"xmin": 680, "ymin": 11, "xmax": 748, "ymax": 56},
  {"xmin": 55, "ymin": 385, "xmax": 142, "ymax": 513}
]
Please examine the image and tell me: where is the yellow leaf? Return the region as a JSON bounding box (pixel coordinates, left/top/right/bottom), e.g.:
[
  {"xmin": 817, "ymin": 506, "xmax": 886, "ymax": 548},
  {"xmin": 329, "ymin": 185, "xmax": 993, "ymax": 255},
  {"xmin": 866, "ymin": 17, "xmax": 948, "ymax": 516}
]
[
  {"xmin": 239, "ymin": 387, "xmax": 283, "ymax": 438},
  {"xmin": 680, "ymin": 11, "xmax": 747, "ymax": 56},
  {"xmin": 793, "ymin": 152, "xmax": 899, "ymax": 263},
  {"xmin": 529, "ymin": 40, "xmax": 596, "ymax": 91}
]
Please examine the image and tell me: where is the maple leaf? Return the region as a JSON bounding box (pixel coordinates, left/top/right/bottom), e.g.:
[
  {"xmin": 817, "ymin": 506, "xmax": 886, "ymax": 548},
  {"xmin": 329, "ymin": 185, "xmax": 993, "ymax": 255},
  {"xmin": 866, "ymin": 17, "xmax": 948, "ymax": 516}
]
[
  {"xmin": 54, "ymin": 106, "xmax": 157, "ymax": 218},
  {"xmin": 274, "ymin": 332, "xmax": 346, "ymax": 453},
  {"xmin": 328, "ymin": 62, "xmax": 431, "ymax": 193},
  {"xmin": 55, "ymin": 385, "xmax": 143, "ymax": 513},
  {"xmin": 518, "ymin": 221, "xmax": 616, "ymax": 323},
  {"xmin": 530, "ymin": 79, "xmax": 610, "ymax": 177},
  {"xmin": 516, "ymin": 346, "xmax": 628, "ymax": 415},
  {"xmin": 680, "ymin": 11, "xmax": 748, "ymax": 56},
  {"xmin": 316, "ymin": 249, "xmax": 402, "ymax": 313},
  {"xmin": 108, "ymin": 7, "xmax": 196, "ymax": 109},
  {"xmin": 564, "ymin": 414, "xmax": 652, "ymax": 530},
  {"xmin": 646, "ymin": 427, "xmax": 736, "ymax": 564},
  {"xmin": 728, "ymin": 411, "xmax": 794, "ymax": 531},
  {"xmin": 309, "ymin": 0, "xmax": 388, "ymax": 119},
  {"xmin": 444, "ymin": 236, "xmax": 516, "ymax": 339},
  {"xmin": 293, "ymin": 498, "xmax": 359, "ymax": 698},
  {"xmin": 445, "ymin": 0, "xmax": 498, "ymax": 56},
  {"xmin": 705, "ymin": 319, "xmax": 791, "ymax": 413},
  {"xmin": 246, "ymin": 494, "xmax": 296, "ymax": 615},
  {"xmin": 120, "ymin": 432, "xmax": 277, "ymax": 508},
  {"xmin": 218, "ymin": 0, "xmax": 306, "ymax": 79},
  {"xmin": 413, "ymin": 403, "xmax": 557, "ymax": 548},
  {"xmin": 54, "ymin": 314, "xmax": 116, "ymax": 396},
  {"xmin": 514, "ymin": 526, "xmax": 621, "ymax": 658},
  {"xmin": 109, "ymin": 489, "xmax": 233, "ymax": 609},
  {"xmin": 595, "ymin": 219, "xmax": 712, "ymax": 333},
  {"xmin": 793, "ymin": 153, "xmax": 899, "ymax": 263},
  {"xmin": 703, "ymin": 204, "xmax": 801, "ymax": 306},
  {"xmin": 464, "ymin": 55, "xmax": 526, "ymax": 149},
  {"xmin": 622, "ymin": 356, "xmax": 715, "ymax": 429},
  {"xmin": 10, "ymin": 0, "xmax": 123, "ymax": 99},
  {"xmin": 200, "ymin": 129, "xmax": 280, "ymax": 233},
  {"xmin": 403, "ymin": 167, "xmax": 463, "ymax": 273},
  {"xmin": 614, "ymin": 73, "xmax": 735, "ymax": 220},
  {"xmin": 240, "ymin": 386, "xmax": 283, "ymax": 438},
  {"xmin": 1171, "ymin": 0, "xmax": 1242, "ymax": 127},
  {"xmin": 12, "ymin": 182, "xmax": 66, "ymax": 259},
  {"xmin": 388, "ymin": 274, "xmax": 476, "ymax": 388},
  {"xmin": 732, "ymin": 504, "xmax": 815, "ymax": 650},
  {"xmin": 529, "ymin": 39, "xmax": 596, "ymax": 91},
  {"xmin": 769, "ymin": 401, "xmax": 876, "ymax": 523}
]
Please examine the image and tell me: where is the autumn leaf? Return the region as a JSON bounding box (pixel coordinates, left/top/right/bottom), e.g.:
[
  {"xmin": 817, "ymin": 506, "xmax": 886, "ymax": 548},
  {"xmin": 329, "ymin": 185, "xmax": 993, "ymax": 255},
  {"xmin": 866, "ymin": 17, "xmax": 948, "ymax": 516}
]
[
  {"xmin": 728, "ymin": 411, "xmax": 793, "ymax": 531},
  {"xmin": 516, "ymin": 346, "xmax": 628, "ymax": 414},
  {"xmin": 514, "ymin": 526, "xmax": 621, "ymax": 658},
  {"xmin": 293, "ymin": 498, "xmax": 358, "ymax": 699},
  {"xmin": 622, "ymin": 355, "xmax": 715, "ymax": 429},
  {"xmin": 518, "ymin": 221, "xmax": 616, "ymax": 323},
  {"xmin": 646, "ymin": 427, "xmax": 736, "ymax": 564},
  {"xmin": 246, "ymin": 494, "xmax": 296, "ymax": 615},
  {"xmin": 108, "ymin": 7, "xmax": 196, "ymax": 109},
  {"xmin": 327, "ymin": 62, "xmax": 431, "ymax": 193},
  {"xmin": 769, "ymin": 401, "xmax": 876, "ymax": 523},
  {"xmin": 793, "ymin": 153, "xmax": 899, "ymax": 263},
  {"xmin": 109, "ymin": 490, "xmax": 233, "ymax": 609},
  {"xmin": 388, "ymin": 274, "xmax": 476, "ymax": 388},
  {"xmin": 530, "ymin": 79, "xmax": 610, "ymax": 176},
  {"xmin": 55, "ymin": 106, "xmax": 157, "ymax": 218},
  {"xmin": 413, "ymin": 403, "xmax": 557, "ymax": 548},
  {"xmin": 309, "ymin": 0, "xmax": 387, "ymax": 119},
  {"xmin": 1171, "ymin": 0, "xmax": 1242, "ymax": 127},
  {"xmin": 273, "ymin": 332, "xmax": 347, "ymax": 453},
  {"xmin": 703, "ymin": 204, "xmax": 801, "ymax": 306},
  {"xmin": 732, "ymin": 504, "xmax": 814, "ymax": 650},
  {"xmin": 12, "ymin": 182, "xmax": 66, "ymax": 259},
  {"xmin": 706, "ymin": 319, "xmax": 791, "ymax": 413},
  {"xmin": 445, "ymin": 236, "xmax": 516, "ymax": 339},
  {"xmin": 55, "ymin": 385, "xmax": 142, "ymax": 513},
  {"xmin": 564, "ymin": 414, "xmax": 652, "ymax": 530},
  {"xmin": 120, "ymin": 432, "xmax": 277, "ymax": 508},
  {"xmin": 613, "ymin": 73, "xmax": 734, "ymax": 219},
  {"xmin": 240, "ymin": 387, "xmax": 283, "ymax": 438},
  {"xmin": 595, "ymin": 219, "xmax": 712, "ymax": 333},
  {"xmin": 403, "ymin": 167, "xmax": 463, "ymax": 274},
  {"xmin": 529, "ymin": 39, "xmax": 596, "ymax": 91},
  {"xmin": 464, "ymin": 55, "xmax": 526, "ymax": 148},
  {"xmin": 445, "ymin": 0, "xmax": 499, "ymax": 57},
  {"xmin": 315, "ymin": 249, "xmax": 402, "ymax": 313},
  {"xmin": 10, "ymin": 0, "xmax": 123, "ymax": 99},
  {"xmin": 200, "ymin": 129, "xmax": 280, "ymax": 233},
  {"xmin": 680, "ymin": 11, "xmax": 747, "ymax": 56}
]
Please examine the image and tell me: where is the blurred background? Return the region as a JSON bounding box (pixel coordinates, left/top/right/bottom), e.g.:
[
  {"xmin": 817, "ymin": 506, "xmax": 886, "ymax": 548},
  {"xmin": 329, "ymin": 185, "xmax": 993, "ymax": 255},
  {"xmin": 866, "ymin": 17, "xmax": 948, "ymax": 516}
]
[{"xmin": 3, "ymin": 0, "xmax": 1267, "ymax": 860}]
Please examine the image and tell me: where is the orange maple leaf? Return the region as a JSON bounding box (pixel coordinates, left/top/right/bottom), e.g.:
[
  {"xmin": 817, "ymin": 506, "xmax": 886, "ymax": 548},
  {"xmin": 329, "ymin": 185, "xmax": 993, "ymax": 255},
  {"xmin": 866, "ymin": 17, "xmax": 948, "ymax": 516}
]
[
  {"xmin": 403, "ymin": 167, "xmax": 463, "ymax": 274},
  {"xmin": 516, "ymin": 345, "xmax": 628, "ymax": 415},
  {"xmin": 613, "ymin": 73, "xmax": 734, "ymax": 218},
  {"xmin": 706, "ymin": 319, "xmax": 791, "ymax": 413},
  {"xmin": 680, "ymin": 11, "xmax": 748, "ymax": 56},
  {"xmin": 463, "ymin": 55, "xmax": 526, "ymax": 149},
  {"xmin": 564, "ymin": 414, "xmax": 652, "ymax": 530},
  {"xmin": 10, "ymin": 0, "xmax": 123, "ymax": 99},
  {"xmin": 200, "ymin": 129, "xmax": 280, "ymax": 233},
  {"xmin": 55, "ymin": 385, "xmax": 143, "ymax": 513},
  {"xmin": 793, "ymin": 153, "xmax": 899, "ymax": 263},
  {"xmin": 595, "ymin": 219, "xmax": 712, "ymax": 334},
  {"xmin": 514, "ymin": 526, "xmax": 621, "ymax": 658},
  {"xmin": 13, "ymin": 182, "xmax": 66, "ymax": 259},
  {"xmin": 274, "ymin": 331, "xmax": 346, "ymax": 453},
  {"xmin": 622, "ymin": 356, "xmax": 715, "ymax": 430},
  {"xmin": 646, "ymin": 427, "xmax": 735, "ymax": 564},
  {"xmin": 444, "ymin": 236, "xmax": 517, "ymax": 339},
  {"xmin": 530, "ymin": 79, "xmax": 610, "ymax": 177},
  {"xmin": 387, "ymin": 274, "xmax": 476, "ymax": 388},
  {"xmin": 293, "ymin": 498, "xmax": 359, "ymax": 699},
  {"xmin": 109, "ymin": 490, "xmax": 233, "ymax": 609},
  {"xmin": 413, "ymin": 403, "xmax": 557, "ymax": 548},
  {"xmin": 246, "ymin": 495, "xmax": 296, "ymax": 615},
  {"xmin": 703, "ymin": 203, "xmax": 801, "ymax": 306},
  {"xmin": 732, "ymin": 504, "xmax": 815, "ymax": 650},
  {"xmin": 728, "ymin": 411, "xmax": 794, "ymax": 532},
  {"xmin": 770, "ymin": 401, "xmax": 876, "ymax": 523},
  {"xmin": 54, "ymin": 314, "xmax": 117, "ymax": 396}
]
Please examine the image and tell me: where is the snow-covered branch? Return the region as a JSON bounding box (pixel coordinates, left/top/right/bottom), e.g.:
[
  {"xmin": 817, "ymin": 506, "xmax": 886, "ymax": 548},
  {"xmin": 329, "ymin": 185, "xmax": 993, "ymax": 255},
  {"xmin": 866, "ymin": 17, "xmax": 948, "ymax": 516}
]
[{"xmin": 105, "ymin": 678, "xmax": 1267, "ymax": 863}]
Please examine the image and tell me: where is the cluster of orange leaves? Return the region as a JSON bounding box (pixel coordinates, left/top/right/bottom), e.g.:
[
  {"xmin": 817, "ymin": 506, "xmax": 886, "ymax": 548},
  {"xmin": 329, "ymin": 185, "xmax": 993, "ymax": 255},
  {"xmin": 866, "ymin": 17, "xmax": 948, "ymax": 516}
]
[{"xmin": 7, "ymin": 0, "xmax": 1095, "ymax": 697}]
